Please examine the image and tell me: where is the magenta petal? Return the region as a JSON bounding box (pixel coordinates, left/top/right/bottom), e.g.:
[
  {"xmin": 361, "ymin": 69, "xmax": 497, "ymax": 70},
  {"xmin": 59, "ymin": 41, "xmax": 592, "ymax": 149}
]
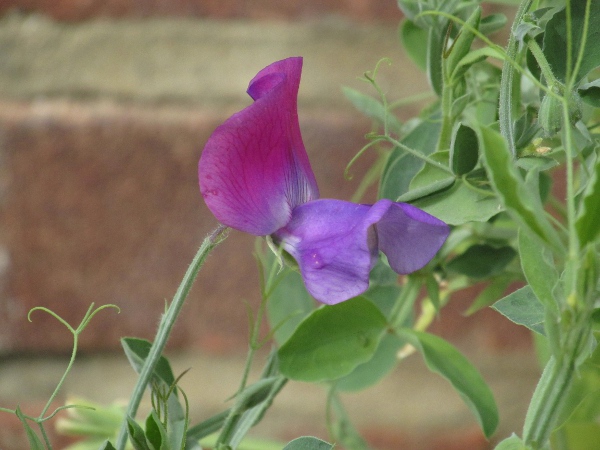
[
  {"xmin": 275, "ymin": 199, "xmax": 391, "ymax": 305},
  {"xmin": 199, "ymin": 57, "xmax": 319, "ymax": 236},
  {"xmin": 377, "ymin": 202, "xmax": 450, "ymax": 274}
]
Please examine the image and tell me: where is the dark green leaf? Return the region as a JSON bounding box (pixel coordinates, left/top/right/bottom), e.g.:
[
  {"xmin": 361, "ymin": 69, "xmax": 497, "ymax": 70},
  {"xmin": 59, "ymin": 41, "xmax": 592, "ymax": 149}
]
[
  {"xmin": 450, "ymin": 123, "xmax": 479, "ymax": 175},
  {"xmin": 397, "ymin": 330, "xmax": 499, "ymax": 438},
  {"xmin": 578, "ymin": 79, "xmax": 600, "ymax": 107},
  {"xmin": 283, "ymin": 436, "xmax": 334, "ymax": 450},
  {"xmin": 518, "ymin": 230, "xmax": 559, "ymax": 312},
  {"xmin": 127, "ymin": 416, "xmax": 151, "ymax": 450},
  {"xmin": 400, "ymin": 19, "xmax": 428, "ymax": 70},
  {"xmin": 446, "ymin": 7, "xmax": 481, "ymax": 81},
  {"xmin": 492, "ymin": 286, "xmax": 545, "ymax": 335},
  {"xmin": 145, "ymin": 411, "xmax": 168, "ymax": 450},
  {"xmin": 575, "ymin": 153, "xmax": 600, "ymax": 246},
  {"xmin": 379, "ymin": 117, "xmax": 441, "ymax": 201},
  {"xmin": 15, "ymin": 407, "xmax": 46, "ymax": 450},
  {"xmin": 465, "ymin": 276, "xmax": 513, "ymax": 315},
  {"xmin": 543, "ymin": 1, "xmax": 600, "ymax": 83},
  {"xmin": 121, "ymin": 337, "xmax": 176, "ymax": 388},
  {"xmin": 186, "ymin": 410, "xmax": 230, "ymax": 442},
  {"xmin": 278, "ymin": 297, "xmax": 387, "ymax": 382},
  {"xmin": 427, "ymin": 25, "xmax": 446, "ymax": 96},
  {"xmin": 447, "ymin": 244, "xmax": 516, "ymax": 279},
  {"xmin": 478, "ymin": 125, "xmax": 564, "ymax": 253},
  {"xmin": 98, "ymin": 440, "xmax": 118, "ymax": 450},
  {"xmin": 335, "ymin": 333, "xmax": 404, "ymax": 392}
]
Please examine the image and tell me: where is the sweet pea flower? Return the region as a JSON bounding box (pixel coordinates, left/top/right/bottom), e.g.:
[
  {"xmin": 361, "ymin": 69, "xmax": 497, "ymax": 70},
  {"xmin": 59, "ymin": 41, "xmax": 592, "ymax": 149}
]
[{"xmin": 199, "ymin": 57, "xmax": 449, "ymax": 305}]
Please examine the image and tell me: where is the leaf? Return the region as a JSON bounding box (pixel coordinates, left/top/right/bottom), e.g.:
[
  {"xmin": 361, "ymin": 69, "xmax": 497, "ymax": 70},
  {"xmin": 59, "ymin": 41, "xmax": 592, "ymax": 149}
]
[
  {"xmin": 397, "ymin": 330, "xmax": 499, "ymax": 438},
  {"xmin": 98, "ymin": 441, "xmax": 118, "ymax": 450},
  {"xmin": 465, "ymin": 275, "xmax": 513, "ymax": 315},
  {"xmin": 278, "ymin": 297, "xmax": 387, "ymax": 382},
  {"xmin": 121, "ymin": 337, "xmax": 176, "ymax": 388},
  {"xmin": 494, "ymin": 434, "xmax": 531, "ymax": 450},
  {"xmin": 145, "ymin": 411, "xmax": 168, "ymax": 450},
  {"xmin": 400, "ymin": 19, "xmax": 428, "ymax": 70},
  {"xmin": 283, "ymin": 436, "xmax": 334, "ymax": 450},
  {"xmin": 15, "ymin": 407, "xmax": 46, "ymax": 450},
  {"xmin": 335, "ymin": 333, "xmax": 404, "ymax": 392},
  {"xmin": 127, "ymin": 416, "xmax": 151, "ymax": 450},
  {"xmin": 342, "ymin": 87, "xmax": 401, "ymax": 134},
  {"xmin": 478, "ymin": 125, "xmax": 564, "ymax": 254},
  {"xmin": 450, "ymin": 123, "xmax": 479, "ymax": 175},
  {"xmin": 266, "ymin": 265, "xmax": 315, "ymax": 345},
  {"xmin": 409, "ymin": 170, "xmax": 502, "ymax": 225},
  {"xmin": 578, "ymin": 79, "xmax": 600, "ymax": 107},
  {"xmin": 518, "ymin": 230, "xmax": 559, "ymax": 312},
  {"xmin": 492, "ymin": 286, "xmax": 545, "ymax": 335},
  {"xmin": 446, "ymin": 7, "xmax": 482, "ymax": 81},
  {"xmin": 427, "ymin": 25, "xmax": 446, "ymax": 96},
  {"xmin": 479, "ymin": 13, "xmax": 508, "ymax": 35},
  {"xmin": 558, "ymin": 423, "xmax": 600, "ymax": 450},
  {"xmin": 575, "ymin": 153, "xmax": 600, "ymax": 246},
  {"xmin": 379, "ymin": 117, "xmax": 441, "ymax": 201},
  {"xmin": 451, "ymin": 46, "xmax": 505, "ymax": 82},
  {"xmin": 447, "ymin": 244, "xmax": 516, "ymax": 280},
  {"xmin": 542, "ymin": 1, "xmax": 600, "ymax": 83}
]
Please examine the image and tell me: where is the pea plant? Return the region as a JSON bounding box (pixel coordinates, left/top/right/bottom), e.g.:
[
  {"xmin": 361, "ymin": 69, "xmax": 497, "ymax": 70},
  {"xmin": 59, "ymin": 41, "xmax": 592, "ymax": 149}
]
[{"xmin": 4, "ymin": 1, "xmax": 599, "ymax": 449}]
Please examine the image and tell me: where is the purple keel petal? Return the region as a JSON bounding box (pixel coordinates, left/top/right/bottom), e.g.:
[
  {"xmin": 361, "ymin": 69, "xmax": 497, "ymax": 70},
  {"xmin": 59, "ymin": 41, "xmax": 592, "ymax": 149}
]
[
  {"xmin": 377, "ymin": 202, "xmax": 450, "ymax": 274},
  {"xmin": 199, "ymin": 57, "xmax": 319, "ymax": 236},
  {"xmin": 274, "ymin": 199, "xmax": 392, "ymax": 305}
]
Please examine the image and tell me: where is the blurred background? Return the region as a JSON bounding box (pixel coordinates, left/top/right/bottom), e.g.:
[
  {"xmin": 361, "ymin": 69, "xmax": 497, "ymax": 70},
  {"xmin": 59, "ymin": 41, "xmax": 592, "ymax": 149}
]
[{"xmin": 0, "ymin": 1, "xmax": 540, "ymax": 448}]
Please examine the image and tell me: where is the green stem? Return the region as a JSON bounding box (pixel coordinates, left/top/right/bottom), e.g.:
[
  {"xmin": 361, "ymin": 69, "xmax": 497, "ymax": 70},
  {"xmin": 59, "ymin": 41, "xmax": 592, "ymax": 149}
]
[
  {"xmin": 527, "ymin": 39, "xmax": 558, "ymax": 88},
  {"xmin": 436, "ymin": 71, "xmax": 453, "ymax": 152},
  {"xmin": 389, "ymin": 276, "xmax": 421, "ymax": 329},
  {"xmin": 115, "ymin": 225, "xmax": 229, "ymax": 450},
  {"xmin": 499, "ymin": 0, "xmax": 533, "ymax": 157},
  {"xmin": 385, "ymin": 136, "xmax": 454, "ymax": 175}
]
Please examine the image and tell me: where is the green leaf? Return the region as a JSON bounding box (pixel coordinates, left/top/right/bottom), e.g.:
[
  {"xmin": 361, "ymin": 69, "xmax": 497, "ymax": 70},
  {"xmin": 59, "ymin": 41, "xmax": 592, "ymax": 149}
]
[
  {"xmin": 121, "ymin": 337, "xmax": 176, "ymax": 388},
  {"xmin": 452, "ymin": 46, "xmax": 505, "ymax": 82},
  {"xmin": 127, "ymin": 416, "xmax": 151, "ymax": 450},
  {"xmin": 145, "ymin": 411, "xmax": 168, "ymax": 450},
  {"xmin": 450, "ymin": 123, "xmax": 479, "ymax": 175},
  {"xmin": 397, "ymin": 330, "xmax": 499, "ymax": 438},
  {"xmin": 427, "ymin": 25, "xmax": 446, "ymax": 96},
  {"xmin": 400, "ymin": 19, "xmax": 428, "ymax": 70},
  {"xmin": 283, "ymin": 436, "xmax": 334, "ymax": 450},
  {"xmin": 479, "ymin": 13, "xmax": 508, "ymax": 35},
  {"xmin": 278, "ymin": 297, "xmax": 387, "ymax": 382},
  {"xmin": 15, "ymin": 407, "xmax": 46, "ymax": 450},
  {"xmin": 494, "ymin": 434, "xmax": 530, "ymax": 450},
  {"xmin": 412, "ymin": 176, "xmax": 503, "ymax": 225},
  {"xmin": 342, "ymin": 87, "xmax": 401, "ymax": 134},
  {"xmin": 98, "ymin": 440, "xmax": 118, "ymax": 450},
  {"xmin": 446, "ymin": 7, "xmax": 482, "ymax": 81},
  {"xmin": 335, "ymin": 333, "xmax": 404, "ymax": 392},
  {"xmin": 379, "ymin": 117, "xmax": 441, "ymax": 201},
  {"xmin": 447, "ymin": 244, "xmax": 516, "ymax": 279},
  {"xmin": 575, "ymin": 153, "xmax": 600, "ymax": 246},
  {"xmin": 518, "ymin": 230, "xmax": 559, "ymax": 312},
  {"xmin": 266, "ymin": 266, "xmax": 315, "ymax": 345},
  {"xmin": 557, "ymin": 423, "xmax": 600, "ymax": 450},
  {"xmin": 491, "ymin": 286, "xmax": 545, "ymax": 335},
  {"xmin": 542, "ymin": 1, "xmax": 600, "ymax": 84},
  {"xmin": 578, "ymin": 79, "xmax": 600, "ymax": 107},
  {"xmin": 478, "ymin": 125, "xmax": 564, "ymax": 254}
]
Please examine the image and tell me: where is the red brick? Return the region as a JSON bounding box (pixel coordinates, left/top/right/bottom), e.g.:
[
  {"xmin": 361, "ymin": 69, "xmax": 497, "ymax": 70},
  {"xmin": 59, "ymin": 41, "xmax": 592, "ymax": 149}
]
[
  {"xmin": 0, "ymin": 0, "xmax": 403, "ymax": 23},
  {"xmin": 0, "ymin": 99, "xmax": 374, "ymax": 355}
]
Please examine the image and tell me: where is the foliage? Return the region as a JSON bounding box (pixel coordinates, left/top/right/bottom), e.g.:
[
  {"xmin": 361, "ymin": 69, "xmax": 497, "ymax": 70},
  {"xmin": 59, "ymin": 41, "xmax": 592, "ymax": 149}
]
[{"xmin": 6, "ymin": 1, "xmax": 600, "ymax": 449}]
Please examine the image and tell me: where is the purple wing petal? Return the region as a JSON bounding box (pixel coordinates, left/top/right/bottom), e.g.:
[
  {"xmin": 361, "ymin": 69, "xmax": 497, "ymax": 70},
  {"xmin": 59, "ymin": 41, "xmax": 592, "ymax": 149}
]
[
  {"xmin": 275, "ymin": 199, "xmax": 391, "ymax": 305},
  {"xmin": 199, "ymin": 57, "xmax": 319, "ymax": 236},
  {"xmin": 377, "ymin": 202, "xmax": 450, "ymax": 274}
]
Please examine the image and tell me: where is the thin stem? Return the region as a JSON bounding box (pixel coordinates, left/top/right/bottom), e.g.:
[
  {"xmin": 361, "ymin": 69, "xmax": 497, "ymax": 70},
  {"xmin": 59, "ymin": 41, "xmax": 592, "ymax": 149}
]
[
  {"xmin": 389, "ymin": 276, "xmax": 422, "ymax": 329},
  {"xmin": 527, "ymin": 39, "xmax": 558, "ymax": 87},
  {"xmin": 115, "ymin": 225, "xmax": 229, "ymax": 450},
  {"xmin": 384, "ymin": 136, "xmax": 454, "ymax": 175}
]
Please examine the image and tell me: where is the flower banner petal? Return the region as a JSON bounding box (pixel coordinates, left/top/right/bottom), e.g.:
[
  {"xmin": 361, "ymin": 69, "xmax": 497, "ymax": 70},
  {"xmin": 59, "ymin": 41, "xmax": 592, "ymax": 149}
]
[
  {"xmin": 275, "ymin": 199, "xmax": 391, "ymax": 305},
  {"xmin": 377, "ymin": 202, "xmax": 450, "ymax": 274},
  {"xmin": 199, "ymin": 57, "xmax": 319, "ymax": 236}
]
